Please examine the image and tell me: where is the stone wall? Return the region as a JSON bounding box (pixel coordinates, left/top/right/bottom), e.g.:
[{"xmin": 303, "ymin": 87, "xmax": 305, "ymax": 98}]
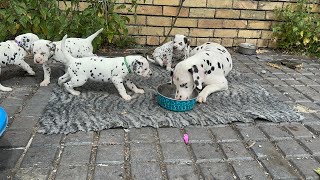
[{"xmin": 63, "ymin": 0, "xmax": 319, "ymax": 48}]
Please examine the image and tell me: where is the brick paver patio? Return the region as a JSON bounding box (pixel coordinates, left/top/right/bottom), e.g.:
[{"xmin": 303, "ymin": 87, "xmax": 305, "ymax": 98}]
[{"xmin": 1, "ymin": 50, "xmax": 320, "ymax": 179}]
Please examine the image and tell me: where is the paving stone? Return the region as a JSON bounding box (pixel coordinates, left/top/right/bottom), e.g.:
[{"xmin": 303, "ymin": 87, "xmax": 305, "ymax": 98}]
[
  {"xmin": 299, "ymin": 138, "xmax": 320, "ymax": 155},
  {"xmin": 274, "ymin": 74, "xmax": 294, "ymax": 80},
  {"xmin": 128, "ymin": 127, "xmax": 156, "ymax": 143},
  {"xmin": 0, "ymin": 169, "xmax": 12, "ymax": 180},
  {"xmin": 294, "ymin": 86, "xmax": 320, "ymax": 102},
  {"xmin": 259, "ymin": 125, "xmax": 292, "ymax": 141},
  {"xmin": 96, "ymin": 145, "xmax": 124, "ymax": 164},
  {"xmin": 158, "ymin": 128, "xmax": 183, "ymax": 143},
  {"xmin": 166, "ymin": 164, "xmax": 198, "ymax": 180},
  {"xmin": 9, "ymin": 116, "xmax": 38, "ymax": 130},
  {"xmin": 276, "ymin": 86, "xmax": 300, "ymax": 95},
  {"xmin": 305, "ymin": 124, "xmax": 320, "ymax": 135},
  {"xmin": 161, "ymin": 142, "xmax": 190, "ymax": 163},
  {"xmin": 130, "ymin": 143, "xmax": 157, "ymax": 162},
  {"xmin": 99, "ymin": 129, "xmax": 124, "ymax": 145},
  {"xmin": 284, "ymin": 79, "xmax": 305, "ymax": 87},
  {"xmin": 185, "ymin": 127, "xmax": 212, "ymax": 143},
  {"xmin": 30, "ymin": 133, "xmax": 62, "ymax": 147},
  {"xmin": 14, "ymin": 168, "xmax": 49, "ymax": 180},
  {"xmin": 261, "ymin": 159, "xmax": 300, "ymax": 179},
  {"xmin": 297, "ymin": 102, "xmax": 320, "ymax": 112},
  {"xmin": 60, "ymin": 145, "xmax": 91, "ymax": 165},
  {"xmin": 300, "ymin": 77, "xmax": 320, "ymax": 87},
  {"xmin": 0, "ymin": 98, "xmax": 24, "ymax": 108},
  {"xmin": 0, "ymin": 130, "xmax": 32, "ymax": 148},
  {"xmin": 0, "ymin": 149, "xmax": 23, "ymax": 169},
  {"xmin": 94, "ymin": 165, "xmax": 125, "ymax": 180},
  {"xmin": 55, "ymin": 165, "xmax": 88, "ymax": 180},
  {"xmin": 266, "ymin": 78, "xmax": 288, "ymax": 87},
  {"xmin": 21, "ymin": 146, "xmax": 57, "ymax": 168},
  {"xmin": 276, "ymin": 140, "xmax": 311, "ymax": 158},
  {"xmin": 289, "ymin": 157, "xmax": 320, "ymax": 180},
  {"xmin": 236, "ymin": 125, "xmax": 268, "ymax": 141},
  {"xmin": 283, "ymin": 123, "xmax": 314, "ymax": 138},
  {"xmin": 220, "ymin": 142, "xmax": 253, "ymax": 161},
  {"xmin": 210, "ymin": 126, "xmax": 241, "ymax": 142},
  {"xmin": 18, "ymin": 77, "xmax": 38, "ymax": 86},
  {"xmin": 287, "ymin": 93, "xmax": 312, "ymax": 103},
  {"xmin": 198, "ymin": 162, "xmax": 235, "ymax": 179},
  {"xmin": 19, "ymin": 104, "xmax": 46, "ymax": 117},
  {"xmin": 190, "ymin": 143, "xmax": 224, "ymax": 163},
  {"xmin": 65, "ymin": 132, "xmax": 94, "ymax": 146},
  {"xmin": 1, "ymin": 105, "xmax": 20, "ymax": 117},
  {"xmin": 251, "ymin": 141, "xmax": 282, "ymax": 159},
  {"xmin": 131, "ymin": 162, "xmax": 162, "ymax": 180},
  {"xmin": 232, "ymin": 161, "xmax": 268, "ymax": 180}
]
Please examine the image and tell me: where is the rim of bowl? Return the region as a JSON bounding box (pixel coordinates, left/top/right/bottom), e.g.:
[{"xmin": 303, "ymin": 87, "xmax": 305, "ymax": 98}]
[{"xmin": 156, "ymin": 83, "xmax": 198, "ymax": 102}]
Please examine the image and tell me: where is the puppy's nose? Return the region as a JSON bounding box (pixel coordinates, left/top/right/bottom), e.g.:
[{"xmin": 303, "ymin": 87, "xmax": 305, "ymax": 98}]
[
  {"xmin": 173, "ymin": 46, "xmax": 177, "ymax": 49},
  {"xmin": 35, "ymin": 59, "xmax": 41, "ymax": 64}
]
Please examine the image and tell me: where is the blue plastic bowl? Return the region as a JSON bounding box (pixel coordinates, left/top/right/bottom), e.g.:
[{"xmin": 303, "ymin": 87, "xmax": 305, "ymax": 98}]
[
  {"xmin": 0, "ymin": 107, "xmax": 8, "ymax": 137},
  {"xmin": 156, "ymin": 83, "xmax": 198, "ymax": 112}
]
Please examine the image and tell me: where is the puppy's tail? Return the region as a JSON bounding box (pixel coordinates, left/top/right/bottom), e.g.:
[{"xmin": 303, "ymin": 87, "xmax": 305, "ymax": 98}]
[
  {"xmin": 146, "ymin": 55, "xmax": 156, "ymax": 63},
  {"xmin": 61, "ymin": 35, "xmax": 76, "ymax": 65},
  {"xmin": 86, "ymin": 28, "xmax": 103, "ymax": 43}
]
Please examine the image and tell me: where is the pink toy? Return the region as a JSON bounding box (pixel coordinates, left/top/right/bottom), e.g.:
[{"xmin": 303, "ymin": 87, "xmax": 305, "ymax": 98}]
[{"xmin": 183, "ymin": 133, "xmax": 189, "ymax": 144}]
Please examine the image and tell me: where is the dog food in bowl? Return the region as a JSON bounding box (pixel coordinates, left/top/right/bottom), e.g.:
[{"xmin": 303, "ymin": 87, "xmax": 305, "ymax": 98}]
[{"xmin": 156, "ymin": 83, "xmax": 198, "ymax": 112}]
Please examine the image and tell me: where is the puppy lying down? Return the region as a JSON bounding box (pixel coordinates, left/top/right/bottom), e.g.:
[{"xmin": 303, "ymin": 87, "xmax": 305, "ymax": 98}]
[
  {"xmin": 59, "ymin": 35, "xmax": 152, "ymax": 101},
  {"xmin": 172, "ymin": 43, "xmax": 233, "ymax": 103}
]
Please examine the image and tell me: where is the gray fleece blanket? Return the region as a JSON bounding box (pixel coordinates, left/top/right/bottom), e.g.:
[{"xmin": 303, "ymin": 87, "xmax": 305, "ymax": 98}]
[{"xmin": 38, "ymin": 64, "xmax": 303, "ymax": 134}]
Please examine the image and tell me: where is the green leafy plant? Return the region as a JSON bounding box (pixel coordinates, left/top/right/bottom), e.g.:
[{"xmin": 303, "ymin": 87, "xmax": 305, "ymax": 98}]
[
  {"xmin": 272, "ymin": 0, "xmax": 320, "ymax": 57},
  {"xmin": 0, "ymin": 0, "xmax": 142, "ymax": 49}
]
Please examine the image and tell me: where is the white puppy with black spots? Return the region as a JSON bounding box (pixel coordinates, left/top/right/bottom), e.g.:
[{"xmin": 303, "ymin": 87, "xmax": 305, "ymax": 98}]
[
  {"xmin": 0, "ymin": 33, "xmax": 39, "ymax": 91},
  {"xmin": 147, "ymin": 34, "xmax": 190, "ymax": 71},
  {"xmin": 32, "ymin": 28, "xmax": 103, "ymax": 86},
  {"xmin": 172, "ymin": 43, "xmax": 233, "ymax": 103},
  {"xmin": 59, "ymin": 35, "xmax": 152, "ymax": 100}
]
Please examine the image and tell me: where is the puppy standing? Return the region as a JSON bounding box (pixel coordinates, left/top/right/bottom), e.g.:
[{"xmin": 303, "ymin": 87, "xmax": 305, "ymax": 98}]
[
  {"xmin": 172, "ymin": 43, "xmax": 233, "ymax": 103},
  {"xmin": 59, "ymin": 35, "xmax": 152, "ymax": 100},
  {"xmin": 32, "ymin": 28, "xmax": 103, "ymax": 86},
  {"xmin": 147, "ymin": 34, "xmax": 190, "ymax": 71},
  {"xmin": 0, "ymin": 33, "xmax": 39, "ymax": 91}
]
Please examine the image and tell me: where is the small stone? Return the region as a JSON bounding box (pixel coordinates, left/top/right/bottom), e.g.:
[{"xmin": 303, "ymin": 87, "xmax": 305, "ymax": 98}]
[{"xmin": 261, "ymin": 70, "xmax": 267, "ymax": 74}]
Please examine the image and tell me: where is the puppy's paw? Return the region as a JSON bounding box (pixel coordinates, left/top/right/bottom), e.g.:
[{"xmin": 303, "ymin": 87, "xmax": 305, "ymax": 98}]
[
  {"xmin": 135, "ymin": 89, "xmax": 144, "ymax": 94},
  {"xmin": 197, "ymin": 95, "xmax": 207, "ymax": 103},
  {"xmin": 71, "ymin": 90, "xmax": 81, "ymax": 96},
  {"xmin": 28, "ymin": 70, "xmax": 35, "ymax": 76},
  {"xmin": 40, "ymin": 80, "xmax": 50, "ymax": 86},
  {"xmin": 58, "ymin": 79, "xmax": 64, "ymax": 86},
  {"xmin": 0, "ymin": 86, "xmax": 13, "ymax": 92},
  {"xmin": 166, "ymin": 67, "xmax": 173, "ymax": 71},
  {"xmin": 122, "ymin": 94, "xmax": 132, "ymax": 101}
]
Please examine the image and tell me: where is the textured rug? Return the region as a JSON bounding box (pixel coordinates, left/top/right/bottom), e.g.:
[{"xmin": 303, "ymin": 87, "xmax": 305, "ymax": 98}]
[{"xmin": 38, "ymin": 64, "xmax": 303, "ymax": 134}]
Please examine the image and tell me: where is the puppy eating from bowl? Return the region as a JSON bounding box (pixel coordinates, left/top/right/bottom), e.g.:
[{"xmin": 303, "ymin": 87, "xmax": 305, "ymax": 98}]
[
  {"xmin": 59, "ymin": 35, "xmax": 152, "ymax": 101},
  {"xmin": 171, "ymin": 43, "xmax": 233, "ymax": 103}
]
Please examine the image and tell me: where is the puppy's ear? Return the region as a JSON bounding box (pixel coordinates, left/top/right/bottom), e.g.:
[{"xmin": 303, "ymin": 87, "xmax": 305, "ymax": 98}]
[
  {"xmin": 46, "ymin": 42, "xmax": 56, "ymax": 53},
  {"xmin": 188, "ymin": 65, "xmax": 205, "ymax": 90},
  {"xmin": 184, "ymin": 37, "xmax": 190, "ymax": 45}
]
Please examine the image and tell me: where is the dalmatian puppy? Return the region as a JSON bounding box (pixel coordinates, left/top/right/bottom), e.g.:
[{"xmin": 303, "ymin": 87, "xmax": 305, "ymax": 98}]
[
  {"xmin": 189, "ymin": 42, "xmax": 221, "ymax": 56},
  {"xmin": 59, "ymin": 35, "xmax": 152, "ymax": 101},
  {"xmin": 172, "ymin": 43, "xmax": 233, "ymax": 103},
  {"xmin": 147, "ymin": 34, "xmax": 190, "ymax": 71},
  {"xmin": 0, "ymin": 33, "xmax": 39, "ymax": 91},
  {"xmin": 32, "ymin": 28, "xmax": 103, "ymax": 86}
]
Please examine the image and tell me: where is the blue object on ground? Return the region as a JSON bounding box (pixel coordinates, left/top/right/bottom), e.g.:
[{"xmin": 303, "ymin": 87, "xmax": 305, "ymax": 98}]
[
  {"xmin": 156, "ymin": 83, "xmax": 198, "ymax": 112},
  {"xmin": 0, "ymin": 107, "xmax": 8, "ymax": 137}
]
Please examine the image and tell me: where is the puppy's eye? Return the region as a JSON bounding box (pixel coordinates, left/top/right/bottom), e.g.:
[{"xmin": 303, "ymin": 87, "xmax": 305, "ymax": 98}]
[
  {"xmin": 144, "ymin": 68, "xmax": 147, "ymax": 71},
  {"xmin": 40, "ymin": 52, "xmax": 46, "ymax": 55}
]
